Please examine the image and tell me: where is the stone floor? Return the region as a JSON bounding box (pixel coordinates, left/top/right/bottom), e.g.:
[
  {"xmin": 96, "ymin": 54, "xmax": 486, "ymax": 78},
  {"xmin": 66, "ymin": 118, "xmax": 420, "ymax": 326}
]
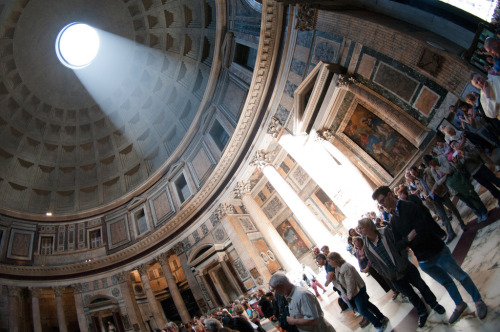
[{"xmin": 261, "ymin": 195, "xmax": 500, "ymax": 332}]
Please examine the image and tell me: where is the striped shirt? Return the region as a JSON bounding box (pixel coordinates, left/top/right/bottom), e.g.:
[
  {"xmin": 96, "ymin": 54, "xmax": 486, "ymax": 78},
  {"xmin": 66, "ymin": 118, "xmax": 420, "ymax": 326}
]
[{"xmin": 368, "ymin": 234, "xmax": 397, "ymax": 273}]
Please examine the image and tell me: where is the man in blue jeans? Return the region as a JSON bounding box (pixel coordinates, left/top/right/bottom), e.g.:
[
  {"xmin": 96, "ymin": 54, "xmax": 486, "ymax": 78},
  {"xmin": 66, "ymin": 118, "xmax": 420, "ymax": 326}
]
[
  {"xmin": 358, "ymin": 218, "xmax": 445, "ymax": 329},
  {"xmin": 373, "ymin": 186, "xmax": 487, "ymax": 324}
]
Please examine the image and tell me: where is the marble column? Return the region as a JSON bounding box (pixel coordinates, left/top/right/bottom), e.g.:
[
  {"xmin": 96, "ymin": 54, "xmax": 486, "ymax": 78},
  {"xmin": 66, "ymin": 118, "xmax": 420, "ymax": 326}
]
[
  {"xmin": 8, "ymin": 286, "xmax": 20, "ymax": 332},
  {"xmin": 234, "ymin": 180, "xmax": 301, "ymax": 273},
  {"xmin": 158, "ymin": 253, "xmax": 191, "ymax": 323},
  {"xmin": 116, "ymin": 271, "xmax": 147, "ymax": 331},
  {"xmin": 260, "ymin": 163, "xmax": 337, "ymax": 248},
  {"xmin": 53, "ymin": 286, "xmax": 68, "ymax": 332},
  {"xmin": 137, "ymin": 264, "xmax": 167, "ymax": 328},
  {"xmin": 280, "ymin": 132, "xmax": 375, "ymax": 233},
  {"xmin": 29, "ymin": 287, "xmax": 43, "ymax": 332},
  {"xmin": 175, "ymin": 243, "xmax": 208, "ymax": 313},
  {"xmin": 71, "ymin": 284, "xmax": 89, "ymax": 332},
  {"xmin": 219, "ymin": 212, "xmax": 272, "ymax": 283}
]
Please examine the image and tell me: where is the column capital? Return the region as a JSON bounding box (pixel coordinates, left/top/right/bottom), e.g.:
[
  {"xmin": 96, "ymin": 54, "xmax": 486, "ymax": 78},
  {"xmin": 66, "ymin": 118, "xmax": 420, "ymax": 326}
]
[
  {"xmin": 136, "ymin": 263, "xmax": 150, "ymax": 276},
  {"xmin": 337, "ymin": 74, "xmax": 360, "ymax": 88},
  {"xmin": 173, "ymin": 242, "xmax": 184, "ymax": 255},
  {"xmin": 250, "ymin": 150, "xmax": 276, "ymax": 170},
  {"xmin": 216, "ymin": 252, "xmax": 227, "ymax": 263},
  {"xmin": 215, "ymin": 203, "xmax": 236, "ymax": 220},
  {"xmin": 8, "ymin": 286, "xmax": 21, "ymax": 297},
  {"xmin": 53, "ymin": 286, "xmax": 66, "ymax": 297},
  {"xmin": 30, "ymin": 287, "xmax": 42, "ymax": 297},
  {"xmin": 295, "ymin": 4, "xmax": 315, "ymax": 31},
  {"xmin": 233, "ymin": 180, "xmax": 253, "ymax": 199},
  {"xmin": 318, "ymin": 128, "xmax": 334, "ymax": 142},
  {"xmin": 267, "ymin": 116, "xmax": 283, "ymax": 138},
  {"xmin": 157, "ymin": 252, "xmax": 170, "ymax": 267},
  {"xmin": 71, "ymin": 283, "xmax": 83, "ymax": 294},
  {"xmin": 115, "ymin": 271, "xmax": 131, "ymax": 284}
]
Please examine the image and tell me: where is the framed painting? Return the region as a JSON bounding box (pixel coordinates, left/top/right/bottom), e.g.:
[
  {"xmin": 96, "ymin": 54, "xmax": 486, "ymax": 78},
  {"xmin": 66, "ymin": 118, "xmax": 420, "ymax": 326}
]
[
  {"xmin": 276, "ymin": 219, "xmax": 310, "ymax": 258},
  {"xmin": 310, "ymin": 187, "xmax": 346, "ymax": 225},
  {"xmin": 341, "ymin": 103, "xmax": 417, "ymax": 178}
]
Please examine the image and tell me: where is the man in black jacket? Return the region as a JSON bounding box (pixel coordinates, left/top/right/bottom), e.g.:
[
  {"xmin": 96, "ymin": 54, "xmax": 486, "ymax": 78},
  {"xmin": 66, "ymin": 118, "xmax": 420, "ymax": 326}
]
[
  {"xmin": 357, "ymin": 217, "xmax": 444, "ymax": 328},
  {"xmin": 373, "ymin": 186, "xmax": 487, "ymax": 324}
]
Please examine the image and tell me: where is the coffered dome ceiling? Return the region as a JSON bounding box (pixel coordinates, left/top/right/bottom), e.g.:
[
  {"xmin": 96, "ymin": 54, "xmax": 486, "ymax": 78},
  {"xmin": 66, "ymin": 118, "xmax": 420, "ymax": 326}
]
[{"xmin": 0, "ymin": 0, "xmax": 217, "ymax": 217}]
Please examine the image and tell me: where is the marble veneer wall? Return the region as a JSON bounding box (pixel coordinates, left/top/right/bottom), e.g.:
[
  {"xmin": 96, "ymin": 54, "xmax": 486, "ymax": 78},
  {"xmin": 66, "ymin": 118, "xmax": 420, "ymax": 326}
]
[{"xmin": 273, "ymin": 8, "xmax": 474, "ymax": 187}]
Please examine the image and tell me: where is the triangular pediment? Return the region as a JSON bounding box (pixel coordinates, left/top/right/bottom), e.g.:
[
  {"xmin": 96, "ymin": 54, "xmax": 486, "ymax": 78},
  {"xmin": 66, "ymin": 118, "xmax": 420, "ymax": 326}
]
[
  {"xmin": 166, "ymin": 160, "xmax": 185, "ymax": 180},
  {"xmin": 127, "ymin": 196, "xmax": 146, "ymax": 211}
]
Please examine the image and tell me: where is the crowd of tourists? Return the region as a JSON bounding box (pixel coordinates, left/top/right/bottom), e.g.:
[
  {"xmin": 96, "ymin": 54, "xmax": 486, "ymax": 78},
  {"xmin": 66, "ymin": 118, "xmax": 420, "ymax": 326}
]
[{"xmin": 157, "ymin": 36, "xmax": 500, "ymax": 332}]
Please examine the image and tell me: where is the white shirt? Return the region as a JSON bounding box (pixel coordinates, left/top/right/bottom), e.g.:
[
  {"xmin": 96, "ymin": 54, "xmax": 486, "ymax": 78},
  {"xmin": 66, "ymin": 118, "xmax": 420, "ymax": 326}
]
[{"xmin": 480, "ymin": 75, "xmax": 500, "ymax": 120}]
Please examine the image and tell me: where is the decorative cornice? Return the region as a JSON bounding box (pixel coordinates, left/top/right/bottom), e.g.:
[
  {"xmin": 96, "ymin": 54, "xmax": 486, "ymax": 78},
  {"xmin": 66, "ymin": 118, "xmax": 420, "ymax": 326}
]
[
  {"xmin": 250, "ymin": 150, "xmax": 276, "ymax": 171},
  {"xmin": 267, "ymin": 116, "xmax": 283, "ymax": 138},
  {"xmin": 233, "ymin": 180, "xmax": 253, "ymax": 199}
]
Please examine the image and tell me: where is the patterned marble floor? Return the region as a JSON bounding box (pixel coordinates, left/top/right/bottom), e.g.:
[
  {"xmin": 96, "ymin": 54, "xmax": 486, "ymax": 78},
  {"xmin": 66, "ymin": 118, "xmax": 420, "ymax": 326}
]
[{"xmin": 262, "ymin": 206, "xmax": 500, "ymax": 332}]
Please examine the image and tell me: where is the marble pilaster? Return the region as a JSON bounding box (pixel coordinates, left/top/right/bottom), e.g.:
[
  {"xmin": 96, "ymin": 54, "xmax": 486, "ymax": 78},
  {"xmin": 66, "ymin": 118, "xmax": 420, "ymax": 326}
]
[
  {"xmin": 71, "ymin": 284, "xmax": 89, "ymax": 332},
  {"xmin": 8, "ymin": 286, "xmax": 20, "ymax": 332},
  {"xmin": 236, "ymin": 181, "xmax": 301, "ymax": 273},
  {"xmin": 158, "ymin": 253, "xmax": 191, "ymax": 323},
  {"xmin": 216, "ymin": 253, "xmax": 244, "ymax": 299},
  {"xmin": 175, "ymin": 244, "xmax": 208, "ymax": 313},
  {"xmin": 260, "ymin": 163, "xmax": 338, "ymax": 249},
  {"xmin": 53, "ymin": 286, "xmax": 68, "ymax": 332},
  {"xmin": 220, "ymin": 213, "xmax": 272, "ymax": 284},
  {"xmin": 116, "ymin": 271, "xmax": 147, "ymax": 331},
  {"xmin": 30, "ymin": 287, "xmax": 42, "ymax": 332},
  {"xmin": 137, "ymin": 264, "xmax": 167, "ymax": 328}
]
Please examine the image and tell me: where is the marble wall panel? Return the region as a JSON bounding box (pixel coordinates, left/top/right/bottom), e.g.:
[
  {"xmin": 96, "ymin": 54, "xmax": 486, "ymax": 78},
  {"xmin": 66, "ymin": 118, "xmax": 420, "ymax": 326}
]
[
  {"xmin": 252, "ymin": 239, "xmax": 280, "ymax": 274},
  {"xmin": 313, "ymin": 37, "xmax": 340, "ymax": 64},
  {"xmin": 373, "ymin": 62, "xmax": 419, "ymax": 102},
  {"xmin": 413, "ymin": 86, "xmax": 440, "ymax": 116},
  {"xmin": 107, "ymin": 216, "xmax": 130, "ymax": 249},
  {"xmin": 357, "ymin": 53, "xmax": 377, "ymax": 79},
  {"xmin": 238, "ymin": 216, "xmax": 257, "ymax": 233},
  {"xmin": 187, "ymin": 141, "xmax": 216, "ymax": 188},
  {"xmin": 262, "ymin": 195, "xmax": 285, "ymax": 220},
  {"xmin": 7, "ymin": 228, "xmax": 34, "ymax": 260},
  {"xmin": 149, "ymin": 189, "xmax": 175, "ymax": 226}
]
